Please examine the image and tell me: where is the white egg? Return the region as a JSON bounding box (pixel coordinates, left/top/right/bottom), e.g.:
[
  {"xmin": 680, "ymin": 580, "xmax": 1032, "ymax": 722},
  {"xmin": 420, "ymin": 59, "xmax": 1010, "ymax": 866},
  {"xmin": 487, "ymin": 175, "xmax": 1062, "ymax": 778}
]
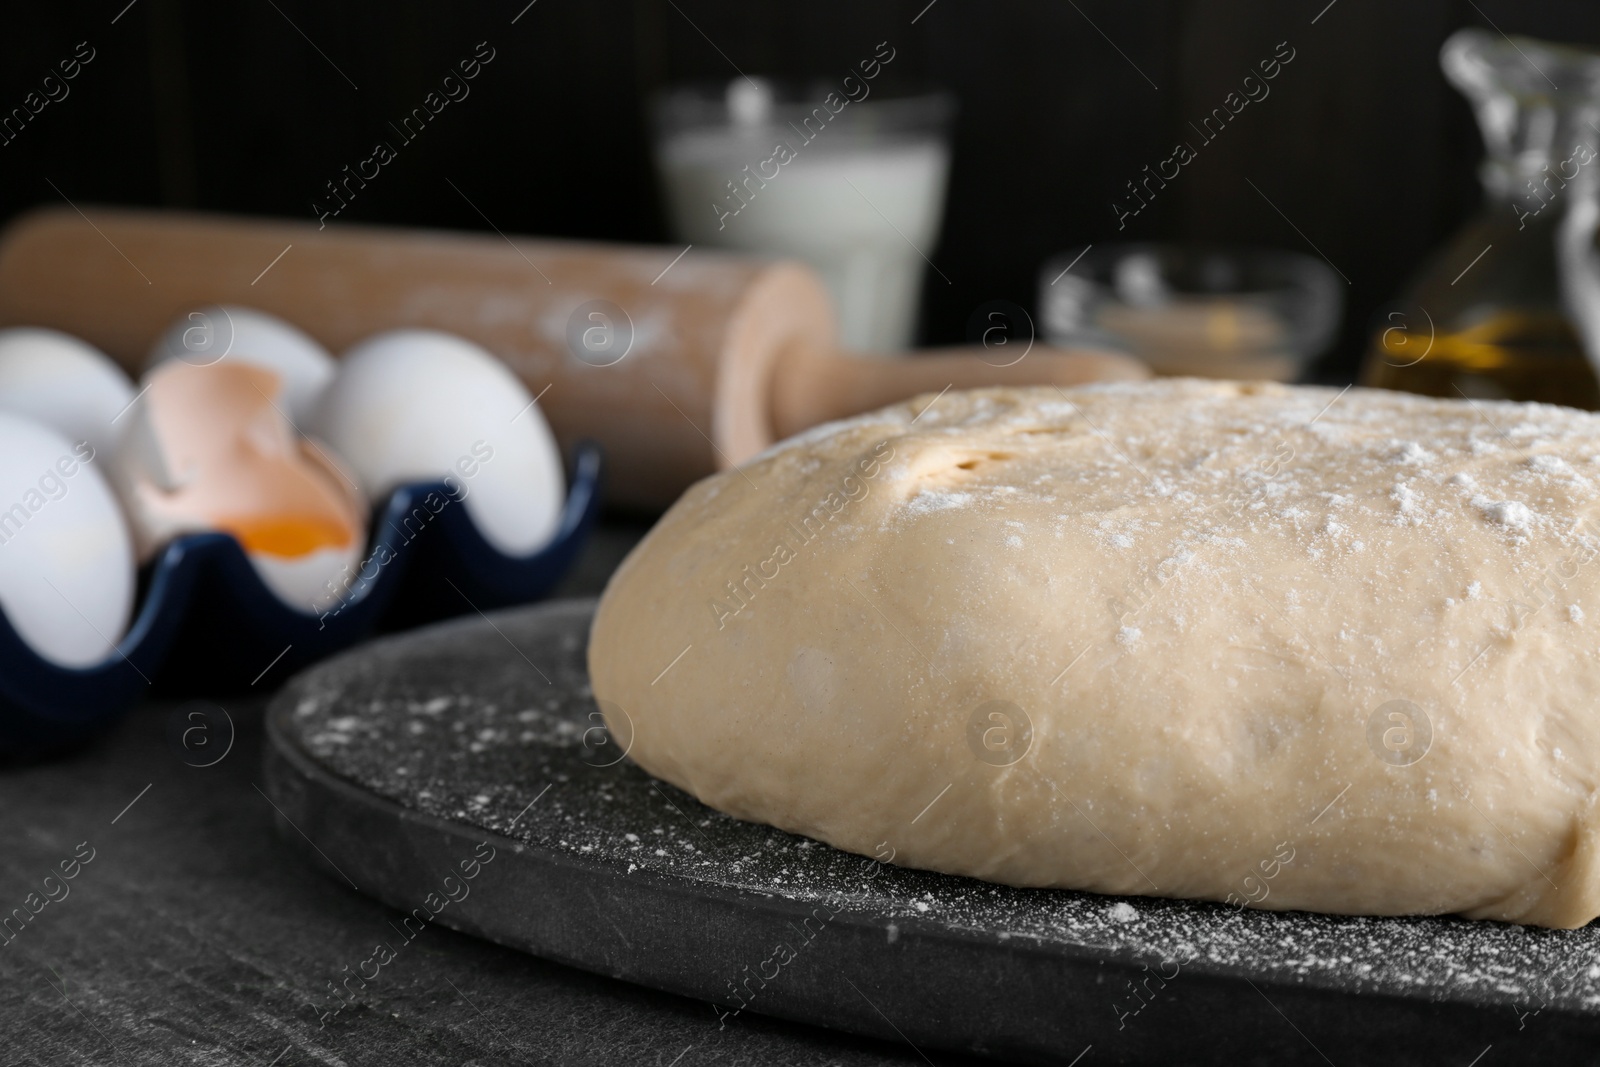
[
  {"xmin": 311, "ymin": 330, "xmax": 564, "ymax": 556},
  {"xmin": 0, "ymin": 414, "xmax": 135, "ymax": 667},
  {"xmin": 0, "ymin": 328, "xmax": 135, "ymax": 461},
  {"xmin": 147, "ymin": 306, "xmax": 334, "ymax": 425}
]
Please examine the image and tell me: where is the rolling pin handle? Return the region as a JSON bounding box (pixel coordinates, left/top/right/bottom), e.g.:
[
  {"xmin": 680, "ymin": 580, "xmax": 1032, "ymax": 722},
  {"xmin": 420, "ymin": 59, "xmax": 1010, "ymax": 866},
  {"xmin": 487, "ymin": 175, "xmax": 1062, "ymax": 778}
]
[{"xmin": 769, "ymin": 341, "xmax": 1149, "ymax": 441}]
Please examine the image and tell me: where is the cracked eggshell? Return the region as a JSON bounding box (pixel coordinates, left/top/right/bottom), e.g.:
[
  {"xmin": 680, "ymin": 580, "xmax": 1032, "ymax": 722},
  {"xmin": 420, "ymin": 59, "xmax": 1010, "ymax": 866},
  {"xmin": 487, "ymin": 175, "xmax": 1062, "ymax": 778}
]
[
  {"xmin": 113, "ymin": 360, "xmax": 367, "ymax": 614},
  {"xmin": 147, "ymin": 306, "xmax": 335, "ymax": 426},
  {"xmin": 0, "ymin": 413, "xmax": 134, "ymax": 667},
  {"xmin": 310, "ymin": 329, "xmax": 564, "ymax": 556}
]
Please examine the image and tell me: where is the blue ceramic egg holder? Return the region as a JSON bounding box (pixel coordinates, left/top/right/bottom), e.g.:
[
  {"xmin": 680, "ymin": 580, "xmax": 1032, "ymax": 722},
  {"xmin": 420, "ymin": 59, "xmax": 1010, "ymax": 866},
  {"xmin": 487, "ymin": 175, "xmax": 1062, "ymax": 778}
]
[{"xmin": 0, "ymin": 443, "xmax": 603, "ymax": 757}]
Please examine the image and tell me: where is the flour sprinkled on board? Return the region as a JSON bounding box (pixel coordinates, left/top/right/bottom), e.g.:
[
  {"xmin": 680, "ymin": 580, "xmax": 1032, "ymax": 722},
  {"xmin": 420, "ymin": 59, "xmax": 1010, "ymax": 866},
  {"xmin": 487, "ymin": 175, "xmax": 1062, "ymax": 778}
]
[{"xmin": 278, "ymin": 598, "xmax": 1600, "ymax": 1018}]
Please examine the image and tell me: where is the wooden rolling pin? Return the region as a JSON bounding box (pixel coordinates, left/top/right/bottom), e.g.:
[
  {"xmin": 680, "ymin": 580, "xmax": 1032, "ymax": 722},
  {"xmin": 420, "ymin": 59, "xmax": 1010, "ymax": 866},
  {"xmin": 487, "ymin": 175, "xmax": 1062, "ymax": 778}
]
[{"xmin": 0, "ymin": 207, "xmax": 1147, "ymax": 509}]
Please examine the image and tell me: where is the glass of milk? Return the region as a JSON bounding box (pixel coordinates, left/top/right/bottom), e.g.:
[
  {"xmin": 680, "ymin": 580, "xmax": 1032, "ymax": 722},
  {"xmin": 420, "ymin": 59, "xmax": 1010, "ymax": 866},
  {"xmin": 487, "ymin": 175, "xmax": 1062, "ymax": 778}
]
[{"xmin": 653, "ymin": 78, "xmax": 954, "ymax": 353}]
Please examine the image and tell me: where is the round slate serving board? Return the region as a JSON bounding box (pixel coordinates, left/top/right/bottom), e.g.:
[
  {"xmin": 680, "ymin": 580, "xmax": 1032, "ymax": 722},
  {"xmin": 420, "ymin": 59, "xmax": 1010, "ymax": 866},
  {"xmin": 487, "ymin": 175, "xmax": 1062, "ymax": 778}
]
[{"xmin": 264, "ymin": 599, "xmax": 1600, "ymax": 1066}]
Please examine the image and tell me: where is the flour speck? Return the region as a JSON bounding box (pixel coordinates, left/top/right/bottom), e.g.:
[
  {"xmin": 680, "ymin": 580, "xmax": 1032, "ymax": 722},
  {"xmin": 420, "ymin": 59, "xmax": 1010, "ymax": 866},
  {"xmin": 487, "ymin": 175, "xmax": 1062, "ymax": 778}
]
[
  {"xmin": 1393, "ymin": 441, "xmax": 1432, "ymax": 465},
  {"xmin": 1528, "ymin": 454, "xmax": 1570, "ymax": 474},
  {"xmin": 1474, "ymin": 497, "xmax": 1534, "ymax": 532}
]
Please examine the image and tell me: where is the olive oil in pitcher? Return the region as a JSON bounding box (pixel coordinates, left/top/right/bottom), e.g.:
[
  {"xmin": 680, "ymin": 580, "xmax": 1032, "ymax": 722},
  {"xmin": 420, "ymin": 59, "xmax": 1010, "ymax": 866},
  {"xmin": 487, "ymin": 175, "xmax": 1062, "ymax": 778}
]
[{"xmin": 1362, "ymin": 29, "xmax": 1600, "ymax": 408}]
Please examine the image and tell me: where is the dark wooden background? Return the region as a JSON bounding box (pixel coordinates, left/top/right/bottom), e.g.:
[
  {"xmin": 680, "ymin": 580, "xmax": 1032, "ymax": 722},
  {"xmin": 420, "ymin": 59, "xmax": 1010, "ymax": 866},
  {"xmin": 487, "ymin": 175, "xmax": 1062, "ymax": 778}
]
[{"xmin": 3, "ymin": 0, "xmax": 1598, "ymax": 379}]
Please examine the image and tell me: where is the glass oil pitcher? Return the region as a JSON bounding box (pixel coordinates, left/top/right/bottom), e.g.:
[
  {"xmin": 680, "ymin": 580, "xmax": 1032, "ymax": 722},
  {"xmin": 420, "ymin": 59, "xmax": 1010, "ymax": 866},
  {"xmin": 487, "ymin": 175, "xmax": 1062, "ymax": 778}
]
[{"xmin": 1362, "ymin": 29, "xmax": 1600, "ymax": 408}]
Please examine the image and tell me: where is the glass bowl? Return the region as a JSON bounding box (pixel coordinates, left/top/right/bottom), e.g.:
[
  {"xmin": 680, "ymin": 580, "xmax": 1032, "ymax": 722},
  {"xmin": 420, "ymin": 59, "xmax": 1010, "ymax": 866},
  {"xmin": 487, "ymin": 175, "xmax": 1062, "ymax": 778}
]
[{"xmin": 1037, "ymin": 243, "xmax": 1343, "ymax": 380}]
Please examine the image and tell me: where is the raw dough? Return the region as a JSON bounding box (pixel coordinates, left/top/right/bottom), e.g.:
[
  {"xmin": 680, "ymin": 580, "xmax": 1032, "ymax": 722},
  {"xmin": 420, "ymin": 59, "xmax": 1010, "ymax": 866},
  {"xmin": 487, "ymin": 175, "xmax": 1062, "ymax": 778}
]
[{"xmin": 589, "ymin": 380, "xmax": 1600, "ymax": 928}]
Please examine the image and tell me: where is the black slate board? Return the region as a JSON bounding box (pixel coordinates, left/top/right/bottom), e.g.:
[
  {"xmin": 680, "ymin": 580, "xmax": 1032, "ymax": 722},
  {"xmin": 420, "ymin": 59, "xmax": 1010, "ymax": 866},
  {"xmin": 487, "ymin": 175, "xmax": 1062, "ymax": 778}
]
[{"xmin": 264, "ymin": 598, "xmax": 1600, "ymax": 1065}]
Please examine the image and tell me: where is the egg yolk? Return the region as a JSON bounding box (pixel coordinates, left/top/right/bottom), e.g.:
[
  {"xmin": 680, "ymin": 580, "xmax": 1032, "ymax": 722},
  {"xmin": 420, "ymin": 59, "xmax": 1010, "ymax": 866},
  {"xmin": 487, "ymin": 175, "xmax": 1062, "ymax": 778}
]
[{"xmin": 223, "ymin": 515, "xmax": 355, "ymax": 557}]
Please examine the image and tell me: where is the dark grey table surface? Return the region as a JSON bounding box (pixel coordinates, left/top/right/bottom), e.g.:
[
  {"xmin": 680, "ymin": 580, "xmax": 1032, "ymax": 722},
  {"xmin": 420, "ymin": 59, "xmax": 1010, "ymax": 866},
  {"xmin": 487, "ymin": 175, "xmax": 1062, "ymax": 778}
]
[{"xmin": 0, "ymin": 523, "xmax": 987, "ymax": 1067}]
